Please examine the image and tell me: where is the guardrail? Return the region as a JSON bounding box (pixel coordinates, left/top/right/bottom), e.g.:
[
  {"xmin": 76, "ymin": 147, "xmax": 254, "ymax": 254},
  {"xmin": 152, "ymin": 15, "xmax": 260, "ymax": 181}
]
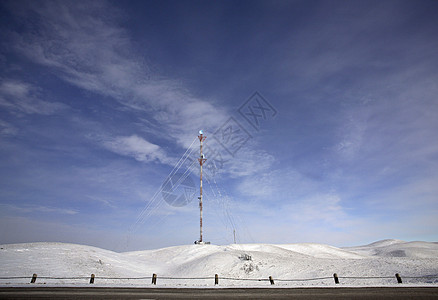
[{"xmin": 1, "ymin": 273, "xmax": 438, "ymax": 286}]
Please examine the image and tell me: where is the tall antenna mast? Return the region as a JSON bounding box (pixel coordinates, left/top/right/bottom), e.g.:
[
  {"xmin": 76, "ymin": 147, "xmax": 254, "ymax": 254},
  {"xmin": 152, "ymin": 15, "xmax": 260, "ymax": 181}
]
[{"xmin": 196, "ymin": 130, "xmax": 207, "ymax": 244}]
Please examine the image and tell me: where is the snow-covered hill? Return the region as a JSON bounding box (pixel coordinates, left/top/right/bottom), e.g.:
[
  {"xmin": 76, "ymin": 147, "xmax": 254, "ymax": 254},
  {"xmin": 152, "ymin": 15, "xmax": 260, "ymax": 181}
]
[{"xmin": 1, "ymin": 240, "xmax": 437, "ymax": 287}]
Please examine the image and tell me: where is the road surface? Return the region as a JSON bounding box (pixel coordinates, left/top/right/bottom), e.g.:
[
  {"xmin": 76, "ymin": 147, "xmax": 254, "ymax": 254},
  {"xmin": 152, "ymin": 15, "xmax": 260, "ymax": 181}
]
[{"xmin": 1, "ymin": 287, "xmax": 437, "ymax": 299}]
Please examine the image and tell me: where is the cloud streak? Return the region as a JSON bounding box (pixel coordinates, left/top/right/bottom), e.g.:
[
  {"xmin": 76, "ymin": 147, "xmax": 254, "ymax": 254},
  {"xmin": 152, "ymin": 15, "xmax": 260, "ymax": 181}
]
[
  {"xmin": 0, "ymin": 80, "xmax": 67, "ymax": 115},
  {"xmin": 103, "ymin": 135, "xmax": 168, "ymax": 164},
  {"xmin": 8, "ymin": 0, "xmax": 228, "ymax": 148},
  {"xmin": 1, "ymin": 203, "xmax": 78, "ymax": 215}
]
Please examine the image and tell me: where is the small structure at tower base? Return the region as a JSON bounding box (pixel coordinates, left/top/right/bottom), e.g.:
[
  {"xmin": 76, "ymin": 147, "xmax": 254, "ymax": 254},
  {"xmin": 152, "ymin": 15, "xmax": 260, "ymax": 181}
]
[{"xmin": 194, "ymin": 240, "xmax": 211, "ymax": 245}]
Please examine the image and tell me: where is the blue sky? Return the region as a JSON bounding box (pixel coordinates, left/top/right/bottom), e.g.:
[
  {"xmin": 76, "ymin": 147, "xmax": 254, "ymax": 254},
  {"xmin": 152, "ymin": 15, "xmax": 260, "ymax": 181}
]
[{"xmin": 1, "ymin": 0, "xmax": 437, "ymax": 251}]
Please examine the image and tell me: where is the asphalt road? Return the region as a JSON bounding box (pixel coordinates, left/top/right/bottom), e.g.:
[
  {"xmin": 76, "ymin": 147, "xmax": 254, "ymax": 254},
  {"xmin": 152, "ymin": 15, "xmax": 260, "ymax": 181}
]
[{"xmin": 0, "ymin": 287, "xmax": 438, "ymax": 299}]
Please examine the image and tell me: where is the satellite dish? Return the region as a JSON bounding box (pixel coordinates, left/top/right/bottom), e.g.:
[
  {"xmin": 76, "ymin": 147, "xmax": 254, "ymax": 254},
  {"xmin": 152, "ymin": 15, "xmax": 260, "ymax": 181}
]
[{"xmin": 199, "ymin": 130, "xmax": 203, "ymax": 135}]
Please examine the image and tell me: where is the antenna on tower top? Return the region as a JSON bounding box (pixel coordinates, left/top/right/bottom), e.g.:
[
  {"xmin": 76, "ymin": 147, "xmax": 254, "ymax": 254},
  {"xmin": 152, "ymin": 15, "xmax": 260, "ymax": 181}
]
[{"xmin": 195, "ymin": 130, "xmax": 210, "ymax": 245}]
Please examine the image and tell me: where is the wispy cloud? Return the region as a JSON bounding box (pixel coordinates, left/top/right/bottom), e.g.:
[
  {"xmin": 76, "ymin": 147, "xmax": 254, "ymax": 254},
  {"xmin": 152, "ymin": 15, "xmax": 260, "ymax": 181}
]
[
  {"xmin": 8, "ymin": 0, "xmax": 228, "ymax": 148},
  {"xmin": 1, "ymin": 203, "xmax": 78, "ymax": 215},
  {"xmin": 226, "ymin": 148, "xmax": 275, "ymax": 178},
  {"xmin": 103, "ymin": 135, "xmax": 169, "ymax": 164},
  {"xmin": 2, "ymin": 0, "xmax": 268, "ymax": 202},
  {"xmin": 0, "ymin": 119, "xmax": 17, "ymax": 136},
  {"xmin": 85, "ymin": 195, "xmax": 118, "ymax": 210},
  {"xmin": 237, "ymin": 168, "xmax": 321, "ymax": 201},
  {"xmin": 283, "ymin": 193, "xmax": 347, "ymax": 225},
  {"xmin": 0, "ymin": 80, "xmax": 67, "ymax": 115}
]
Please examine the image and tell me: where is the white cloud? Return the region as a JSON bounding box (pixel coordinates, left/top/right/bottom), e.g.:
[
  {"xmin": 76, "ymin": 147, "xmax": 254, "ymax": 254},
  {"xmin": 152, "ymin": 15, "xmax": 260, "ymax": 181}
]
[
  {"xmin": 334, "ymin": 109, "xmax": 368, "ymax": 161},
  {"xmin": 366, "ymin": 173, "xmax": 438, "ymax": 213},
  {"xmin": 0, "ymin": 119, "xmax": 18, "ymax": 136},
  {"xmin": 103, "ymin": 135, "xmax": 168, "ymax": 164},
  {"xmin": 8, "ymin": 1, "xmax": 228, "ymax": 148},
  {"xmin": 283, "ymin": 193, "xmax": 347, "ymax": 225},
  {"xmin": 0, "ymin": 80, "xmax": 67, "ymax": 115},
  {"xmin": 237, "ymin": 168, "xmax": 320, "ymax": 201},
  {"xmin": 237, "ymin": 170, "xmax": 342, "ymax": 218},
  {"xmin": 0, "ymin": 203, "xmax": 78, "ymax": 215},
  {"xmin": 226, "ymin": 149, "xmax": 275, "ymax": 178}
]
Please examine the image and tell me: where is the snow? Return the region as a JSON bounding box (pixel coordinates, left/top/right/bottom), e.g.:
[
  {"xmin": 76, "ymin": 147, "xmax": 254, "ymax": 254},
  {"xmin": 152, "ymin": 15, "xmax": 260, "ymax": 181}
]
[{"xmin": 1, "ymin": 240, "xmax": 437, "ymax": 287}]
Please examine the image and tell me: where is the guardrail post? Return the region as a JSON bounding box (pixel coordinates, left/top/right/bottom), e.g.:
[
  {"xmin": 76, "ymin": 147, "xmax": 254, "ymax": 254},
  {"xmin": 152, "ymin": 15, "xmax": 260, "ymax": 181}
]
[
  {"xmin": 152, "ymin": 273, "xmax": 157, "ymax": 285},
  {"xmin": 31, "ymin": 273, "xmax": 37, "ymax": 283},
  {"xmin": 215, "ymin": 274, "xmax": 219, "ymax": 285},
  {"xmin": 333, "ymin": 273, "xmax": 339, "ymax": 284},
  {"xmin": 395, "ymin": 273, "xmax": 402, "ymax": 284},
  {"xmin": 269, "ymin": 276, "xmax": 274, "ymax": 285},
  {"xmin": 90, "ymin": 274, "xmax": 95, "ymax": 284}
]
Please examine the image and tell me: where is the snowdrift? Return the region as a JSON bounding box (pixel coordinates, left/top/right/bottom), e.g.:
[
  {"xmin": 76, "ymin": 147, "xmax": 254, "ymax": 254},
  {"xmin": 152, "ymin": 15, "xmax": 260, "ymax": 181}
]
[{"xmin": 1, "ymin": 240, "xmax": 437, "ymax": 287}]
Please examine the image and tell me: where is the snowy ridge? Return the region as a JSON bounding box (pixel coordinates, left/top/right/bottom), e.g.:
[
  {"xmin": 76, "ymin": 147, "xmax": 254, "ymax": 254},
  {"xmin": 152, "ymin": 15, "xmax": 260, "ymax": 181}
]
[
  {"xmin": 343, "ymin": 240, "xmax": 438, "ymax": 258},
  {"xmin": 1, "ymin": 240, "xmax": 438, "ymax": 287}
]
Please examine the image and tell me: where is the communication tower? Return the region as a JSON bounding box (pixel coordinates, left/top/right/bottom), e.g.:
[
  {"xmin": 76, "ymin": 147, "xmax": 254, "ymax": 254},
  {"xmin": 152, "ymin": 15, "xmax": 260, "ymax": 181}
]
[{"xmin": 195, "ymin": 130, "xmax": 209, "ymax": 245}]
